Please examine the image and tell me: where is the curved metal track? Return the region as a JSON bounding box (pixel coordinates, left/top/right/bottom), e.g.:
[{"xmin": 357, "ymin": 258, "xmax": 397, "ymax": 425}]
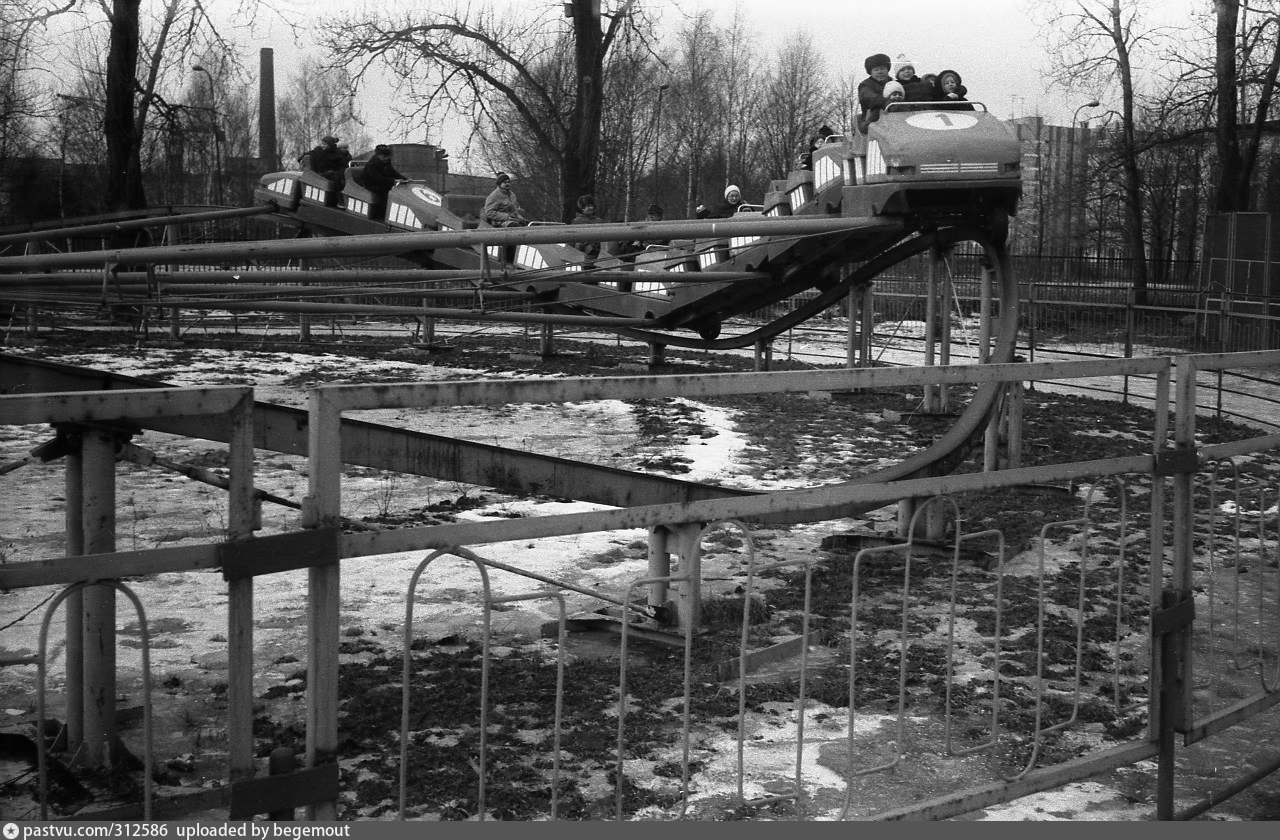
[{"xmin": 754, "ymin": 232, "xmax": 1018, "ymax": 525}]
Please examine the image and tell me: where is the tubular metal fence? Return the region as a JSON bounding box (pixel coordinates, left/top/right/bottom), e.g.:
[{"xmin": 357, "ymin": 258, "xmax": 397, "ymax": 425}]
[{"xmin": 4, "ymin": 353, "xmax": 1276, "ymax": 820}]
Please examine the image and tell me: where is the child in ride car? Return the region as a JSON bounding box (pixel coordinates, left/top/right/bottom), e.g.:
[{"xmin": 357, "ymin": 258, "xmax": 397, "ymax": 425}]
[{"xmin": 857, "ymin": 52, "xmax": 892, "ymax": 133}]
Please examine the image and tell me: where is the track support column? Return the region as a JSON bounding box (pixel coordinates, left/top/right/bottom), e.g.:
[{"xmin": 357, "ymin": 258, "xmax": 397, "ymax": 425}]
[
  {"xmin": 753, "ymin": 340, "xmax": 772, "ymax": 371},
  {"xmin": 646, "ymin": 526, "xmax": 671, "ymax": 610},
  {"xmin": 924, "ymin": 247, "xmax": 941, "ymax": 412},
  {"xmin": 671, "ymin": 524, "xmax": 704, "ymax": 632},
  {"xmin": 80, "ymin": 425, "xmax": 118, "ymax": 768}
]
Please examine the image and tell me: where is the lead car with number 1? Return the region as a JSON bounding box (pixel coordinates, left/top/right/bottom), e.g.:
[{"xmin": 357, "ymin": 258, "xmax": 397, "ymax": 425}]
[{"xmin": 838, "ymin": 100, "xmax": 1023, "ymax": 244}]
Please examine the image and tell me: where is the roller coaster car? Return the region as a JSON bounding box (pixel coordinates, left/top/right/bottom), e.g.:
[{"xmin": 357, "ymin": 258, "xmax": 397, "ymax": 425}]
[
  {"xmin": 297, "ymin": 167, "xmax": 345, "ymax": 209},
  {"xmin": 695, "ymin": 204, "xmax": 764, "ymax": 271},
  {"xmin": 340, "ymin": 166, "xmax": 383, "ymax": 220},
  {"xmin": 810, "ymin": 134, "xmax": 849, "ymax": 211},
  {"xmin": 844, "ymin": 101, "xmax": 1021, "ymax": 233},
  {"xmin": 479, "ymin": 221, "xmax": 587, "ymax": 274},
  {"xmin": 254, "ymin": 170, "xmax": 302, "ymax": 212}
]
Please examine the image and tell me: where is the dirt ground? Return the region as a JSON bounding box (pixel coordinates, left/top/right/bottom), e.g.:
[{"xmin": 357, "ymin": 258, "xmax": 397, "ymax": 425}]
[{"xmin": 2, "ymin": 328, "xmax": 1279, "ymax": 821}]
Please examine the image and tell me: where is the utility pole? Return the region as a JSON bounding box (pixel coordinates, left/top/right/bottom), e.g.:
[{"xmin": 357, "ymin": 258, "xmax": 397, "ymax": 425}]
[
  {"xmin": 193, "ymin": 65, "xmax": 225, "ymax": 205},
  {"xmin": 653, "ymin": 83, "xmax": 669, "ymax": 206}
]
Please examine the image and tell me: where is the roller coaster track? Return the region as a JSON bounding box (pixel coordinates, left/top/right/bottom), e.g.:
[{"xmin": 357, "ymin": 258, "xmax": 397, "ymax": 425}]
[
  {"xmin": 0, "ymin": 226, "xmax": 1014, "ymax": 526},
  {"xmin": 1, "ymin": 127, "xmax": 1020, "ymax": 522}
]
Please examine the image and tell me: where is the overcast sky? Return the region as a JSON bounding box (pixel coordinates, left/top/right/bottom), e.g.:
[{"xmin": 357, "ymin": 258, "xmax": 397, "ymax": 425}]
[{"xmin": 229, "ymin": 0, "xmax": 1199, "ymax": 161}]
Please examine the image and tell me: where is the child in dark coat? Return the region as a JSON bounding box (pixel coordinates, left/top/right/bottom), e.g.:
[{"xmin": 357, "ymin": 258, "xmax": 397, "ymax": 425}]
[
  {"xmin": 892, "ymin": 55, "xmax": 935, "ymax": 102},
  {"xmin": 571, "ymin": 194, "xmax": 605, "ymax": 259},
  {"xmin": 857, "ymin": 52, "xmax": 892, "ymax": 133}
]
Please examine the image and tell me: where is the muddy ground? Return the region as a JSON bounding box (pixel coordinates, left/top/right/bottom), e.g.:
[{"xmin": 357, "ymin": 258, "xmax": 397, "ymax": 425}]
[{"xmin": 2, "ymin": 328, "xmax": 1279, "ymax": 821}]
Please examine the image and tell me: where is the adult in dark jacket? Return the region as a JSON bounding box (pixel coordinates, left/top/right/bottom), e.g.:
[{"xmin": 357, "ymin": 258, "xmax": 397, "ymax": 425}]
[
  {"xmin": 856, "ymin": 53, "xmax": 891, "ymax": 133},
  {"xmin": 483, "ymin": 172, "xmax": 528, "ymax": 227},
  {"xmin": 696, "ymin": 184, "xmax": 745, "ymax": 219},
  {"xmin": 570, "ymin": 194, "xmax": 605, "ymax": 259},
  {"xmin": 305, "ymin": 135, "xmax": 346, "ymax": 180},
  {"xmin": 358, "ymin": 145, "xmax": 407, "ymax": 195},
  {"xmin": 617, "ymin": 204, "xmax": 667, "ymax": 259}
]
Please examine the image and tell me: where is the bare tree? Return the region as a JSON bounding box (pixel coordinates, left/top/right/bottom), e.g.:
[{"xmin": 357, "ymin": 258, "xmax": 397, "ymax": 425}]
[
  {"xmin": 20, "ymin": 1, "xmax": 295, "ymax": 211},
  {"xmin": 1040, "ymin": 0, "xmax": 1171, "ymax": 303},
  {"xmin": 662, "ymin": 11, "xmax": 730, "ymax": 216},
  {"xmin": 1209, "ymin": 0, "xmax": 1280, "ymax": 211},
  {"xmin": 596, "ymin": 24, "xmax": 665, "ymax": 219},
  {"xmin": 275, "ymin": 54, "xmax": 370, "ymax": 164},
  {"xmin": 327, "ymin": 1, "xmax": 643, "ymax": 223},
  {"xmin": 0, "ymin": 3, "xmax": 44, "ymax": 166},
  {"xmin": 755, "ymin": 31, "xmax": 836, "ymax": 183},
  {"xmin": 718, "ymin": 4, "xmax": 759, "ymax": 190}
]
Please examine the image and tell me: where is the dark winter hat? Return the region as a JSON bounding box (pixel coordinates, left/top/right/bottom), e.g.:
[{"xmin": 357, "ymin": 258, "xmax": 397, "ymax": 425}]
[
  {"xmin": 496, "ymin": 171, "xmax": 511, "ymax": 185},
  {"xmin": 938, "ymin": 69, "xmax": 963, "ymax": 86},
  {"xmin": 646, "ymin": 203, "xmax": 663, "ymax": 216},
  {"xmin": 577, "ymin": 194, "xmax": 596, "ymax": 210},
  {"xmin": 321, "ymin": 135, "xmax": 339, "ymax": 144},
  {"xmin": 864, "ymin": 53, "xmax": 890, "ymax": 74},
  {"xmin": 374, "ymin": 144, "xmax": 392, "ymax": 154}
]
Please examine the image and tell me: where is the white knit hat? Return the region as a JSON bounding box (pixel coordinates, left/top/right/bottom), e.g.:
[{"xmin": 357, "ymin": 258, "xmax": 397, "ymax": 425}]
[
  {"xmin": 892, "ymin": 54, "xmax": 915, "ymax": 78},
  {"xmin": 725, "ymin": 184, "xmax": 741, "ymax": 200}
]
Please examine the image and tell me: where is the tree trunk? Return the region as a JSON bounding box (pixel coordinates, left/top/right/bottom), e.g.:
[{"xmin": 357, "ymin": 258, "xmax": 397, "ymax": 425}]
[
  {"xmin": 1213, "ymin": 0, "xmax": 1244, "ymax": 212},
  {"xmin": 1110, "ymin": 0, "xmax": 1149, "ymax": 304},
  {"xmin": 105, "ymin": 0, "xmax": 146, "ymax": 211},
  {"xmin": 564, "ymin": 4, "xmax": 606, "ymax": 222}
]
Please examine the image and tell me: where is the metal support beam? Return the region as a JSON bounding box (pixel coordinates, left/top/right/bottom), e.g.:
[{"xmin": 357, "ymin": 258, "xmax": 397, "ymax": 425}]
[
  {"xmin": 63, "ymin": 436, "xmax": 85, "ymax": 748},
  {"xmin": 80, "ymin": 426, "xmax": 117, "ymax": 767},
  {"xmin": 0, "ymin": 216, "xmax": 892, "ymax": 272}
]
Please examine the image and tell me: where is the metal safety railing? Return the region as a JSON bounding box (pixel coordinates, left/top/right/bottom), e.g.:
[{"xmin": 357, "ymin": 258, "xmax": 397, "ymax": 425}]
[{"xmin": 3, "ymin": 350, "xmax": 1279, "ymax": 819}]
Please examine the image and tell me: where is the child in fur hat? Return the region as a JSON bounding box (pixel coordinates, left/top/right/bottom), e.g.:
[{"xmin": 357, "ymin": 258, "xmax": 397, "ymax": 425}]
[
  {"xmin": 937, "ymin": 69, "xmax": 969, "ymax": 101},
  {"xmin": 857, "ymin": 52, "xmax": 892, "ymax": 133}
]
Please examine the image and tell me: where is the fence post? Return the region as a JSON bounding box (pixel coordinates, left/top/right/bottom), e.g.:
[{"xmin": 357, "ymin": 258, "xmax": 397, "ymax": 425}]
[
  {"xmin": 753, "ymin": 339, "xmax": 771, "ymax": 372},
  {"xmin": 1123, "ymin": 285, "xmax": 1136, "ymax": 404},
  {"xmin": 63, "ymin": 430, "xmax": 85, "ymax": 749},
  {"xmin": 977, "ymin": 253, "xmax": 994, "ymax": 473},
  {"xmin": 924, "ymin": 248, "xmax": 940, "ymax": 412},
  {"xmin": 540, "ymin": 324, "xmax": 555, "ymax": 358},
  {"xmin": 845, "ymin": 287, "xmax": 857, "ymax": 368},
  {"xmin": 1154, "ymin": 356, "xmax": 1199, "ymax": 818},
  {"xmin": 304, "ymin": 391, "xmax": 342, "ymax": 820},
  {"xmin": 648, "ymin": 342, "xmax": 666, "ymax": 367},
  {"xmin": 227, "ymin": 394, "xmax": 257, "ymax": 783},
  {"xmin": 81, "ymin": 425, "xmax": 119, "ymax": 767},
  {"xmin": 1006, "ymin": 381, "xmax": 1024, "ymax": 469},
  {"xmin": 165, "ymin": 224, "xmax": 181, "ymax": 340},
  {"xmin": 939, "ymin": 250, "xmax": 953, "ymax": 412},
  {"xmin": 299, "ymin": 257, "xmax": 312, "ymax": 343},
  {"xmin": 1026, "ymin": 277, "xmax": 1037, "ymax": 368}
]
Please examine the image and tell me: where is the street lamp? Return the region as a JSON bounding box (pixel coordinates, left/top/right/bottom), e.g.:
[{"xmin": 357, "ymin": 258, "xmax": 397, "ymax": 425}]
[
  {"xmin": 652, "ymin": 82, "xmax": 669, "ymax": 205},
  {"xmin": 1065, "ymin": 99, "xmax": 1100, "ymax": 264},
  {"xmin": 192, "ymin": 64, "xmax": 225, "ymax": 204}
]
